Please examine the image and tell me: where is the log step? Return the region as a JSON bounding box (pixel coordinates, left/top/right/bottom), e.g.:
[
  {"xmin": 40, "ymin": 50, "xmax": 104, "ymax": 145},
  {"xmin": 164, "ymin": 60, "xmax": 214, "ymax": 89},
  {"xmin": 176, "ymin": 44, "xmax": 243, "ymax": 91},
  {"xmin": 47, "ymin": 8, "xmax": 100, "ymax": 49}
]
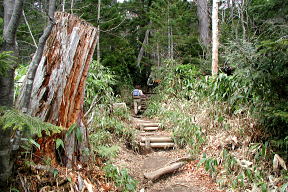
[
  {"xmin": 139, "ymin": 142, "xmax": 175, "ymax": 148},
  {"xmin": 139, "ymin": 132, "xmax": 156, "ymax": 136},
  {"xmin": 141, "ymin": 123, "xmax": 160, "ymax": 127},
  {"xmin": 134, "ymin": 119, "xmax": 152, "ymax": 123},
  {"xmin": 141, "ymin": 136, "xmax": 173, "ymax": 143},
  {"xmin": 143, "ymin": 127, "xmax": 159, "ymax": 131}
]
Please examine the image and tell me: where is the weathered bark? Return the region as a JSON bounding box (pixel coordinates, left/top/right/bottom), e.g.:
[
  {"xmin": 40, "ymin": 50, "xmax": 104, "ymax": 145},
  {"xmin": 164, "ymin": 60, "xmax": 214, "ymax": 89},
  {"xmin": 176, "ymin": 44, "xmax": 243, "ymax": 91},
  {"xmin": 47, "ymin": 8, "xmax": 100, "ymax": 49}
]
[
  {"xmin": 0, "ymin": 0, "xmax": 24, "ymax": 185},
  {"xmin": 16, "ymin": 12, "xmax": 98, "ymax": 166},
  {"xmin": 211, "ymin": 0, "xmax": 219, "ymax": 76},
  {"xmin": 16, "ymin": 0, "xmax": 56, "ymax": 114},
  {"xmin": 196, "ymin": 0, "xmax": 210, "ymax": 47}
]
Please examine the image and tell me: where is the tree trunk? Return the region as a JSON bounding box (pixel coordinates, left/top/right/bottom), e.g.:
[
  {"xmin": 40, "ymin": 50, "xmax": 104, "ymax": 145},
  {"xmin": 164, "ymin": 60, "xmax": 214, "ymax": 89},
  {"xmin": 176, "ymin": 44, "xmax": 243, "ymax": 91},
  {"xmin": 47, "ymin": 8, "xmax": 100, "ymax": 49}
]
[
  {"xmin": 211, "ymin": 0, "xmax": 219, "ymax": 76},
  {"xmin": 136, "ymin": 29, "xmax": 150, "ymax": 71},
  {"xmin": 16, "ymin": 12, "xmax": 98, "ymax": 166},
  {"xmin": 96, "ymin": 0, "xmax": 101, "ymax": 61},
  {"xmin": 170, "ymin": 26, "xmax": 173, "ymax": 59},
  {"xmin": 0, "ymin": 0, "xmax": 24, "ymax": 185},
  {"xmin": 196, "ymin": 0, "xmax": 210, "ymax": 47}
]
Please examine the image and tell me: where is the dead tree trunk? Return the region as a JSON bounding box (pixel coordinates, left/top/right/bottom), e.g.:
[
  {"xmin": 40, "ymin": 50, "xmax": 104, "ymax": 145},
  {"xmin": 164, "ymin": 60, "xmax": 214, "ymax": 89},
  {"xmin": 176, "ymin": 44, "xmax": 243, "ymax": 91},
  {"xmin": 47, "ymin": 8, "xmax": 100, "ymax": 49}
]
[{"xmin": 16, "ymin": 12, "xmax": 98, "ymax": 167}]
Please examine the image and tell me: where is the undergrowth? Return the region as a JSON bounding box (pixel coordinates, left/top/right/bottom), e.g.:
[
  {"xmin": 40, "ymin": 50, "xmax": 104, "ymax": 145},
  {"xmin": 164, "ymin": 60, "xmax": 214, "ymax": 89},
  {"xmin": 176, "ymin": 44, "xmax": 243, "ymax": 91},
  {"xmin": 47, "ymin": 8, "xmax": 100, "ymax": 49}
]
[
  {"xmin": 144, "ymin": 40, "xmax": 288, "ymax": 191},
  {"xmin": 85, "ymin": 61, "xmax": 138, "ymax": 191},
  {"xmin": 88, "ymin": 105, "xmax": 138, "ymax": 191}
]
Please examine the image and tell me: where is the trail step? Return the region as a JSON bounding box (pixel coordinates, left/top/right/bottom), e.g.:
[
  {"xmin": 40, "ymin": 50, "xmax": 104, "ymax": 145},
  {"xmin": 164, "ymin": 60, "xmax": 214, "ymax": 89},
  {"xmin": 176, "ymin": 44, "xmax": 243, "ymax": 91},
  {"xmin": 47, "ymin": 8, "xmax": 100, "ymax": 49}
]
[
  {"xmin": 141, "ymin": 123, "xmax": 160, "ymax": 127},
  {"xmin": 139, "ymin": 142, "xmax": 175, "ymax": 148},
  {"xmin": 141, "ymin": 136, "xmax": 173, "ymax": 143},
  {"xmin": 143, "ymin": 127, "xmax": 159, "ymax": 131},
  {"xmin": 139, "ymin": 132, "xmax": 156, "ymax": 136}
]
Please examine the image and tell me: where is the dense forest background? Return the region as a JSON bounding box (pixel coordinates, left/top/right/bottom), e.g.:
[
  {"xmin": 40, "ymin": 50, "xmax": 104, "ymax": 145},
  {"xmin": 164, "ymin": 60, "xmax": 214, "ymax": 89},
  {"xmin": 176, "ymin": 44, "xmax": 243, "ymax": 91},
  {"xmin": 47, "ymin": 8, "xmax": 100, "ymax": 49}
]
[{"xmin": 0, "ymin": 0, "xmax": 288, "ymax": 191}]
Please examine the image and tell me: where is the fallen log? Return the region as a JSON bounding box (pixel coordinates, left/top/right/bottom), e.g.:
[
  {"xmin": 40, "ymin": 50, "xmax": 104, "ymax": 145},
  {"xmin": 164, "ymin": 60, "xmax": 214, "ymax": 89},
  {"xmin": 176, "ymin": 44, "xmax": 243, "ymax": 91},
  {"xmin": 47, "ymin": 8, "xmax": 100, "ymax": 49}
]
[
  {"xmin": 141, "ymin": 136, "xmax": 173, "ymax": 143},
  {"xmin": 139, "ymin": 142, "xmax": 174, "ymax": 148},
  {"xmin": 144, "ymin": 161, "xmax": 185, "ymax": 181}
]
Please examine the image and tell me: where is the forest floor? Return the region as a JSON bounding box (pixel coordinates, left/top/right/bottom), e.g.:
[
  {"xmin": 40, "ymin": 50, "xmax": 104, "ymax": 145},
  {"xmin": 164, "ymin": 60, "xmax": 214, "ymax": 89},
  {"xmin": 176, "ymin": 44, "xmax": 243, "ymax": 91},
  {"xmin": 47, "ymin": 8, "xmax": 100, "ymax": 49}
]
[{"xmin": 113, "ymin": 116, "xmax": 223, "ymax": 192}]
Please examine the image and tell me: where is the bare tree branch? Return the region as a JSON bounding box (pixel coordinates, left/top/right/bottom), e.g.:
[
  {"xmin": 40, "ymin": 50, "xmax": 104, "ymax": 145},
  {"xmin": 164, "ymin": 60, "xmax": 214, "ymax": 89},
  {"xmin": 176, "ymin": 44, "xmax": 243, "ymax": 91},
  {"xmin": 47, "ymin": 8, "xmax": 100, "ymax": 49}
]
[{"xmin": 22, "ymin": 10, "xmax": 38, "ymax": 48}]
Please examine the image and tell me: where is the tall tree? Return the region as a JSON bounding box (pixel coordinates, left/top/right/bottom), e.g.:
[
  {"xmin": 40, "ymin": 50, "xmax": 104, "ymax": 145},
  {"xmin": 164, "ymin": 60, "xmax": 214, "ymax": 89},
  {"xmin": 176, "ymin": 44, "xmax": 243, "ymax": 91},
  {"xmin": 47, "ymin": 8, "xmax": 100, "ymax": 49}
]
[
  {"xmin": 0, "ymin": 0, "xmax": 24, "ymax": 184},
  {"xmin": 211, "ymin": 0, "xmax": 219, "ymax": 75},
  {"xmin": 196, "ymin": 0, "xmax": 210, "ymax": 47}
]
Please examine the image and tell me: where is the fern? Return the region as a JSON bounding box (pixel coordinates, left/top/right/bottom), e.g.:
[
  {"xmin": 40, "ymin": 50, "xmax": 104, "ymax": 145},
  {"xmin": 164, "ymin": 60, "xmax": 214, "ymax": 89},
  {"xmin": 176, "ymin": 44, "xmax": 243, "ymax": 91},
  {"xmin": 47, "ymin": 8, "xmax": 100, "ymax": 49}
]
[{"xmin": 0, "ymin": 107, "xmax": 62, "ymax": 137}]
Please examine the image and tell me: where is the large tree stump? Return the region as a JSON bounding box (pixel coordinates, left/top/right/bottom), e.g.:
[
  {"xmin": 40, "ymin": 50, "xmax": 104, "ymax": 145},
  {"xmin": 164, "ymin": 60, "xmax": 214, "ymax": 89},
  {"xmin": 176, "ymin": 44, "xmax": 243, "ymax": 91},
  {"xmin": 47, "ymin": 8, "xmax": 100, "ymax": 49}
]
[{"xmin": 16, "ymin": 12, "xmax": 98, "ymax": 167}]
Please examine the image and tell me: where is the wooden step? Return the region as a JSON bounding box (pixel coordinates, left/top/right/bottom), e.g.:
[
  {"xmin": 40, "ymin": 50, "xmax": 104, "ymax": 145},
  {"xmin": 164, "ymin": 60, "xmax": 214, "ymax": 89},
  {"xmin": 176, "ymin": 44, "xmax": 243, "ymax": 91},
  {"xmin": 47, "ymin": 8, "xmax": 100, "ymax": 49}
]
[
  {"xmin": 143, "ymin": 127, "xmax": 158, "ymax": 131},
  {"xmin": 139, "ymin": 142, "xmax": 175, "ymax": 148},
  {"xmin": 139, "ymin": 132, "xmax": 156, "ymax": 136},
  {"xmin": 141, "ymin": 136, "xmax": 173, "ymax": 143},
  {"xmin": 134, "ymin": 119, "xmax": 151, "ymax": 123},
  {"xmin": 141, "ymin": 123, "xmax": 160, "ymax": 127}
]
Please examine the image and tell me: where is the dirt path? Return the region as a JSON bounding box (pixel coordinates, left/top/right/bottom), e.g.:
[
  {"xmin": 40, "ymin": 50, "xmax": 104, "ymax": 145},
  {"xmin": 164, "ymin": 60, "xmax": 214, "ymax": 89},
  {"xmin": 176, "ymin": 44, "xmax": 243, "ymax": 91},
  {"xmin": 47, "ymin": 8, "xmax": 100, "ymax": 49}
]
[{"xmin": 113, "ymin": 117, "xmax": 223, "ymax": 192}]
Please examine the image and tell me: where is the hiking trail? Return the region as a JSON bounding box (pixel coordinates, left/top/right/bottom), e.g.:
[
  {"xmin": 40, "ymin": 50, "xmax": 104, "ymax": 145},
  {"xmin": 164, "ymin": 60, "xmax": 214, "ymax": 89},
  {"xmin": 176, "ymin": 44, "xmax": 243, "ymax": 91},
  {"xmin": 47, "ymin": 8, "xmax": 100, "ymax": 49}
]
[{"xmin": 113, "ymin": 97, "xmax": 223, "ymax": 191}]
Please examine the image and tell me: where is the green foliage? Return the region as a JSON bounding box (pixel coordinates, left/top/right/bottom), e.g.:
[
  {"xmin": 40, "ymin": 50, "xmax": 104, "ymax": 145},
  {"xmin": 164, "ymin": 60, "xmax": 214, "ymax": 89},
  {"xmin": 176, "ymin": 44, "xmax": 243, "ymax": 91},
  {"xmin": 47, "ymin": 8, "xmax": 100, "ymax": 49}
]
[
  {"xmin": 89, "ymin": 104, "xmax": 137, "ymax": 160},
  {"xmin": 103, "ymin": 163, "xmax": 137, "ymax": 192},
  {"xmin": 15, "ymin": 64, "xmax": 28, "ymax": 97},
  {"xmin": 0, "ymin": 51, "xmax": 16, "ymax": 76},
  {"xmin": 198, "ymin": 153, "xmax": 219, "ymax": 177},
  {"xmin": 144, "ymin": 96, "xmax": 205, "ymax": 153},
  {"xmin": 92, "ymin": 109, "xmax": 135, "ymax": 142},
  {"xmin": 85, "ymin": 60, "xmax": 116, "ymax": 109},
  {"xmin": 55, "ymin": 138, "xmax": 64, "ymax": 150},
  {"xmin": 148, "ymin": 0, "xmax": 199, "ymax": 60},
  {"xmin": 96, "ymin": 145, "xmax": 119, "ymax": 160},
  {"xmin": 0, "ymin": 107, "xmax": 62, "ymax": 137}
]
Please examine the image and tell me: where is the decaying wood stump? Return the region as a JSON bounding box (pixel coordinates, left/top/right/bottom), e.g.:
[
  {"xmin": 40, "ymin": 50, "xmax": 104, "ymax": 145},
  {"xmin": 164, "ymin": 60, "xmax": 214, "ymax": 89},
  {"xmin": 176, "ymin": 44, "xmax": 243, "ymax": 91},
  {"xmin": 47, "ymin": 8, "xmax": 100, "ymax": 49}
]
[{"xmin": 16, "ymin": 12, "xmax": 98, "ymax": 167}]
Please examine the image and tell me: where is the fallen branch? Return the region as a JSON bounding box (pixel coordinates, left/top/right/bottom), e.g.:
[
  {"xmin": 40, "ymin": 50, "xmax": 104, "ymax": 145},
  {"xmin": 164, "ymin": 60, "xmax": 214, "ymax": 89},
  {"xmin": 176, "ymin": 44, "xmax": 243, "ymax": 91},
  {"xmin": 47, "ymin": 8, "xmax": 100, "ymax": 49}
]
[{"xmin": 30, "ymin": 164, "xmax": 58, "ymax": 174}]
